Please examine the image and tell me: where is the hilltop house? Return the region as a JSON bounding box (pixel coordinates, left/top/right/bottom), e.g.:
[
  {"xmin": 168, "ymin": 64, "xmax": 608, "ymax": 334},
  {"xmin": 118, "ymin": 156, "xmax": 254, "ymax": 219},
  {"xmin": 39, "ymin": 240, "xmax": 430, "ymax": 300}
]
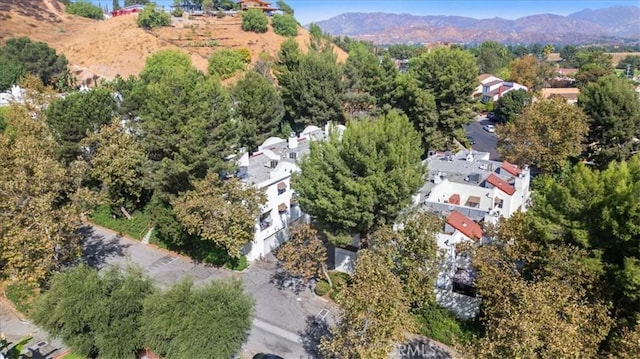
[
  {"xmin": 474, "ymin": 74, "xmax": 528, "ymax": 103},
  {"xmin": 238, "ymin": 124, "xmax": 345, "ymax": 261},
  {"xmin": 238, "ymin": 0, "xmax": 278, "ymax": 13}
]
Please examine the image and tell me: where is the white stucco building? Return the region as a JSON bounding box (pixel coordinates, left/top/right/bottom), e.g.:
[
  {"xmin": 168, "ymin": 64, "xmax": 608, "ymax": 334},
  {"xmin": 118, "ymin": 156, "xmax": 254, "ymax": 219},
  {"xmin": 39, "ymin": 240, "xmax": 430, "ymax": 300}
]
[
  {"xmin": 239, "ymin": 124, "xmax": 345, "ymax": 261},
  {"xmin": 416, "ymin": 150, "xmax": 531, "ymax": 318},
  {"xmin": 473, "ymin": 74, "xmax": 528, "ymax": 103}
]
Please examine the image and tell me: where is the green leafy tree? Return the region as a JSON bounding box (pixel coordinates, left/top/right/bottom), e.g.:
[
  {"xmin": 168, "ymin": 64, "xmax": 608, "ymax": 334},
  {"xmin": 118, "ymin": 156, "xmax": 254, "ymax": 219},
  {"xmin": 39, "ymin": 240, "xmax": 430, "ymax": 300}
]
[
  {"xmin": 276, "ymin": 0, "xmax": 294, "ymax": 16},
  {"xmin": 271, "ymin": 13, "xmax": 298, "ymax": 37},
  {"xmin": 0, "ymin": 106, "xmax": 83, "ymax": 285},
  {"xmin": 208, "ymin": 48, "xmax": 248, "ymax": 79},
  {"xmin": 137, "ymin": 55, "xmax": 236, "ymax": 194},
  {"xmin": 466, "ymin": 217, "xmax": 613, "ymax": 358},
  {"xmin": 172, "ymin": 172, "xmax": 265, "ymax": 257},
  {"xmin": 124, "ymin": 0, "xmax": 149, "ymax": 6},
  {"xmin": 293, "ymin": 111, "xmax": 424, "ymax": 244},
  {"xmin": 0, "ymin": 55, "xmax": 26, "ymax": 91},
  {"xmin": 574, "ymin": 49, "xmax": 614, "ymax": 71},
  {"xmin": 31, "ymin": 265, "xmax": 155, "ymax": 358},
  {"xmin": 409, "ymin": 47, "xmax": 478, "ymax": 148},
  {"xmin": 80, "ymin": 119, "xmax": 150, "ymax": 211},
  {"xmin": 112, "ymin": 0, "xmax": 120, "ymax": 10},
  {"xmin": 0, "ymin": 37, "xmax": 70, "ymax": 89},
  {"xmin": 241, "ymin": 8, "xmax": 268, "ymax": 33},
  {"xmin": 66, "ymin": 1, "xmax": 104, "ymax": 20},
  {"xmin": 136, "ymin": 3, "xmax": 170, "ymax": 29},
  {"xmin": 231, "ymin": 70, "xmax": 284, "ymax": 152},
  {"xmin": 275, "ymin": 223, "xmax": 331, "ymax": 285},
  {"xmin": 578, "ymin": 75, "xmax": 640, "ymax": 168},
  {"xmin": 575, "ymin": 63, "xmax": 613, "ymax": 87},
  {"xmin": 0, "ymin": 336, "xmax": 32, "ymax": 359},
  {"xmin": 142, "ymin": 278, "xmax": 253, "ymax": 359},
  {"xmin": 475, "ymin": 41, "xmax": 511, "ymax": 74},
  {"xmin": 321, "ymin": 250, "xmax": 413, "ymax": 358},
  {"xmin": 371, "ymin": 211, "xmax": 442, "ymax": 309},
  {"xmin": 139, "ymin": 49, "xmax": 194, "ymax": 84},
  {"xmin": 389, "ymin": 73, "xmax": 439, "ymax": 151},
  {"xmin": 493, "ymin": 88, "xmax": 533, "ymax": 123},
  {"xmin": 277, "ymin": 47, "xmax": 344, "ymax": 130},
  {"xmin": 45, "ymin": 88, "xmax": 117, "ymax": 164},
  {"xmin": 617, "ymin": 55, "xmax": 640, "ymax": 71},
  {"xmin": 559, "ymin": 45, "xmax": 578, "ymax": 66},
  {"xmin": 496, "ymin": 97, "xmax": 589, "ymax": 173},
  {"xmin": 529, "ymin": 156, "xmax": 640, "ymax": 338},
  {"xmin": 343, "ymin": 42, "xmax": 384, "ymax": 116}
]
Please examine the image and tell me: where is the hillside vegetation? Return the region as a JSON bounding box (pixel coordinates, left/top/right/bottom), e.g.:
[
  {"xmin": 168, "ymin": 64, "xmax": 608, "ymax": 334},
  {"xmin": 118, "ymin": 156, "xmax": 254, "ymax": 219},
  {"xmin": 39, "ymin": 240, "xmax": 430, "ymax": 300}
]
[{"xmin": 0, "ymin": 0, "xmax": 346, "ymax": 82}]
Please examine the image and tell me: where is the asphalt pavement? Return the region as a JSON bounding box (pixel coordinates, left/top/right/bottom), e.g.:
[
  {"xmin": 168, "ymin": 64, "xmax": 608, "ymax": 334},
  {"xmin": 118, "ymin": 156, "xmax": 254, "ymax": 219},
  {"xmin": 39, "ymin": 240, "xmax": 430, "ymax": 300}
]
[{"xmin": 464, "ymin": 116, "xmax": 499, "ymax": 161}]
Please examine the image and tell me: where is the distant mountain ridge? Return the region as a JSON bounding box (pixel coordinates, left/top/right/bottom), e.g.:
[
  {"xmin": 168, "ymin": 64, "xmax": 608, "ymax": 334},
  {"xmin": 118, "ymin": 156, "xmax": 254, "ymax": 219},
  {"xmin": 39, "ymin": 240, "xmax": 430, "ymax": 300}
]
[{"xmin": 312, "ymin": 6, "xmax": 640, "ymax": 45}]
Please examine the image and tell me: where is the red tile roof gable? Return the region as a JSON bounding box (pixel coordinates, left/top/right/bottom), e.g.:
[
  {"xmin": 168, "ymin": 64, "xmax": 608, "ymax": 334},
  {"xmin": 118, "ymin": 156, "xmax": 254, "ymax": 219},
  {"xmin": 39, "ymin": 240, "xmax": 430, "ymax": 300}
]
[
  {"xmin": 487, "ymin": 173, "xmax": 516, "ymax": 195},
  {"xmin": 447, "ymin": 211, "xmax": 483, "ymax": 241},
  {"xmin": 501, "ymin": 161, "xmax": 522, "ymax": 176}
]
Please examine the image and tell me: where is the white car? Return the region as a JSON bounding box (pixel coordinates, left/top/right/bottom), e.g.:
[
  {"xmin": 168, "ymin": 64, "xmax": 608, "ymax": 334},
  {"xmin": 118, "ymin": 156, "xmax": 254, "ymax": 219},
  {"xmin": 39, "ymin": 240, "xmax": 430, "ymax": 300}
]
[{"xmin": 483, "ymin": 124, "xmax": 495, "ymax": 133}]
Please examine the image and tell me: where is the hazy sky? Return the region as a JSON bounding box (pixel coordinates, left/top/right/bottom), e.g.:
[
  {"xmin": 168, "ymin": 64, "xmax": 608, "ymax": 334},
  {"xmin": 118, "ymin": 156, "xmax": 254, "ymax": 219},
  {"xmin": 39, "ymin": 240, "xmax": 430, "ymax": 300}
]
[{"xmin": 97, "ymin": 0, "xmax": 640, "ymax": 25}]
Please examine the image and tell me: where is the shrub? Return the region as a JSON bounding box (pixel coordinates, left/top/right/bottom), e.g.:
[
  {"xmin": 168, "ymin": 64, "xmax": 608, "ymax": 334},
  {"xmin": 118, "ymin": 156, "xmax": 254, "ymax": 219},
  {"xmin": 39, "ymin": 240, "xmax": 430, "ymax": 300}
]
[
  {"xmin": 137, "ymin": 3, "xmax": 171, "ymax": 29},
  {"xmin": 208, "ymin": 49, "xmax": 247, "ymax": 79},
  {"xmin": 4, "ymin": 281, "xmax": 37, "ymax": 314},
  {"xmin": 241, "ymin": 9, "xmax": 268, "ymax": 33},
  {"xmin": 236, "ymin": 48, "xmax": 252, "ymax": 64},
  {"xmin": 65, "ymin": 1, "xmax": 104, "ymax": 20},
  {"xmin": 315, "ymin": 280, "xmax": 330, "ymax": 296},
  {"xmin": 414, "ymin": 302, "xmax": 483, "ymax": 346},
  {"xmin": 216, "ymin": 10, "xmax": 225, "ymax": 18},
  {"xmin": 171, "ymin": 8, "xmax": 183, "ymax": 17},
  {"xmin": 271, "ymin": 13, "xmax": 298, "ymax": 37}
]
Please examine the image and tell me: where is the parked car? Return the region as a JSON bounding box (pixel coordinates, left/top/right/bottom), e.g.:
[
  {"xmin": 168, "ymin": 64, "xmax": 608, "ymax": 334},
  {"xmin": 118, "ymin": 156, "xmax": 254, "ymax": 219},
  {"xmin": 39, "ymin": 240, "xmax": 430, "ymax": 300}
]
[
  {"xmin": 465, "ymin": 136, "xmax": 475, "ymax": 145},
  {"xmin": 487, "ymin": 112, "xmax": 496, "ymax": 120},
  {"xmin": 253, "ymin": 354, "xmax": 284, "ymax": 359},
  {"xmin": 482, "ymin": 124, "xmax": 495, "ymax": 133}
]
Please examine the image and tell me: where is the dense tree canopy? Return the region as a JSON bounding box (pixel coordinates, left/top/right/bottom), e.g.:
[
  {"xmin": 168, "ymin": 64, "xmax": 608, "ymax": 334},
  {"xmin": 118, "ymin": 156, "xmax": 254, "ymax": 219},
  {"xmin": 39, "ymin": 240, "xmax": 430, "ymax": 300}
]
[
  {"xmin": 493, "ymin": 88, "xmax": 533, "ymax": 123},
  {"xmin": 467, "ymin": 216, "xmax": 613, "ymax": 358},
  {"xmin": 371, "ymin": 211, "xmax": 442, "ymax": 309},
  {"xmin": 578, "ymin": 75, "xmax": 640, "ymax": 168},
  {"xmin": 529, "ymin": 156, "xmax": 640, "ymax": 339},
  {"xmin": 474, "ymin": 41, "xmax": 511, "ymax": 74},
  {"xmin": 32, "ymin": 265, "xmax": 155, "ymax": 358},
  {"xmin": 321, "ymin": 250, "xmax": 413, "ymax": 358},
  {"xmin": 0, "ymin": 37, "xmax": 70, "ymax": 89},
  {"xmin": 65, "ymin": 1, "xmax": 104, "ymax": 20},
  {"xmin": 271, "ymin": 13, "xmax": 298, "ymax": 37},
  {"xmin": 136, "ymin": 3, "xmax": 170, "ymax": 29},
  {"xmin": 0, "ymin": 105, "xmax": 83, "ymax": 285},
  {"xmin": 496, "ymin": 97, "xmax": 589, "ymax": 173},
  {"xmin": 409, "ymin": 47, "xmax": 478, "ymax": 148},
  {"xmin": 172, "ymin": 172, "xmax": 265, "ymax": 257},
  {"xmin": 275, "ymin": 223, "xmax": 329, "ymax": 283},
  {"xmin": 45, "ymin": 88, "xmax": 117, "ymax": 164},
  {"xmin": 293, "ymin": 111, "xmax": 424, "ymax": 244},
  {"xmin": 142, "ymin": 278, "xmax": 253, "ymax": 359},
  {"xmin": 0, "ymin": 55, "xmax": 26, "ymax": 91},
  {"xmin": 231, "ymin": 70, "xmax": 284, "ymax": 152},
  {"xmin": 241, "ymin": 8, "xmax": 268, "ymax": 33},
  {"xmin": 277, "ymin": 44, "xmax": 344, "ymax": 130}
]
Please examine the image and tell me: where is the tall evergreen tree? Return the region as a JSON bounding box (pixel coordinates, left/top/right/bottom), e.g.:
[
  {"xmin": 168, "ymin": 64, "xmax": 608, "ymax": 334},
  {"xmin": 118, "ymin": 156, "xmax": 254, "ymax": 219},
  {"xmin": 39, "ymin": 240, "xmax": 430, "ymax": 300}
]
[
  {"xmin": 231, "ymin": 70, "xmax": 284, "ymax": 152},
  {"xmin": 409, "ymin": 47, "xmax": 478, "ymax": 148},
  {"xmin": 292, "ymin": 110, "xmax": 424, "ymax": 244},
  {"xmin": 578, "ymin": 75, "xmax": 640, "ymax": 168}
]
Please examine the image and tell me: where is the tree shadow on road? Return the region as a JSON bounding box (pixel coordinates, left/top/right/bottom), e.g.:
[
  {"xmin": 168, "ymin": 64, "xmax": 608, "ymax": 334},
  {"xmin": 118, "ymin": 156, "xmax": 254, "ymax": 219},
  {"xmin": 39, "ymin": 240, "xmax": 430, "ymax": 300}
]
[
  {"xmin": 79, "ymin": 226, "xmax": 130, "ymax": 268},
  {"xmin": 298, "ymin": 315, "xmax": 331, "ymax": 359},
  {"xmin": 269, "ymin": 269, "xmax": 311, "ymax": 295},
  {"xmin": 393, "ymin": 337, "xmax": 454, "ymax": 359}
]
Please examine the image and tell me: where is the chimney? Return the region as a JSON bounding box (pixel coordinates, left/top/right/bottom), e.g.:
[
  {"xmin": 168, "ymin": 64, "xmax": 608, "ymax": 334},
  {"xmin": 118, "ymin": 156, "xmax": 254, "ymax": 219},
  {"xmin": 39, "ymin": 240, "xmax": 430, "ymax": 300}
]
[{"xmin": 288, "ymin": 132, "xmax": 297, "ymax": 149}]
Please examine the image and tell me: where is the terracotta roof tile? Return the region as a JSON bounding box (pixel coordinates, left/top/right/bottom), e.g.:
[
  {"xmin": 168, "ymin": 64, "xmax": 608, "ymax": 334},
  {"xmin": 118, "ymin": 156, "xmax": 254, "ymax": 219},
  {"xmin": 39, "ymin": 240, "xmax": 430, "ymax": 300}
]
[
  {"xmin": 447, "ymin": 211, "xmax": 483, "ymax": 241},
  {"xmin": 487, "ymin": 173, "xmax": 516, "ymax": 195},
  {"xmin": 501, "ymin": 161, "xmax": 522, "ymax": 176}
]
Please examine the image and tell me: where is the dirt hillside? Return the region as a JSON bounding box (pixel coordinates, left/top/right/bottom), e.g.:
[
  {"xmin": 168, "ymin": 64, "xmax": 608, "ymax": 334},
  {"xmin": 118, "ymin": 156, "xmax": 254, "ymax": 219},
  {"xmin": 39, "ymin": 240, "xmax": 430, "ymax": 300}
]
[{"xmin": 0, "ymin": 0, "xmax": 348, "ymax": 83}]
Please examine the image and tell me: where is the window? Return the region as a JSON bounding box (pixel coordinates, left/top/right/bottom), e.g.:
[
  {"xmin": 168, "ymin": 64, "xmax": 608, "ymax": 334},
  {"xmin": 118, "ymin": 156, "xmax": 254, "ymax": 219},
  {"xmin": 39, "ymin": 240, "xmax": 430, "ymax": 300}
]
[
  {"xmin": 259, "ymin": 212, "xmax": 272, "ymax": 231},
  {"xmin": 277, "ymin": 181, "xmax": 286, "ymax": 195}
]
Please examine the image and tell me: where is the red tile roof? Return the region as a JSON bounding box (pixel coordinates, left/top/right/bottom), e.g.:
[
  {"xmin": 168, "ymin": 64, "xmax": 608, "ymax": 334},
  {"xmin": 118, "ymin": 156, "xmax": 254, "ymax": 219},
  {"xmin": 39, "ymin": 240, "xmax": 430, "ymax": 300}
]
[
  {"xmin": 447, "ymin": 211, "xmax": 483, "ymax": 241},
  {"xmin": 487, "ymin": 173, "xmax": 516, "ymax": 195},
  {"xmin": 501, "ymin": 161, "xmax": 522, "ymax": 176}
]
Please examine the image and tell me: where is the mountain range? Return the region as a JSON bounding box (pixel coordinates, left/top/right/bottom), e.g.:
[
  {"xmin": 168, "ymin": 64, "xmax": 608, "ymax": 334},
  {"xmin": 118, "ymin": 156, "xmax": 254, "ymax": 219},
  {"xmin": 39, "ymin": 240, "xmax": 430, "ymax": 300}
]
[{"xmin": 312, "ymin": 6, "xmax": 640, "ymax": 45}]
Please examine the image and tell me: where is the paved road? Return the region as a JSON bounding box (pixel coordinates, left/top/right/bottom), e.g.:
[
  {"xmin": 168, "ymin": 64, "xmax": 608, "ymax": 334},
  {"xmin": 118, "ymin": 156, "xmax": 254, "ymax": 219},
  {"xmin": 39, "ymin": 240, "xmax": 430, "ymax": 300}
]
[
  {"xmin": 82, "ymin": 225, "xmax": 335, "ymax": 359},
  {"xmin": 464, "ymin": 116, "xmax": 499, "ymax": 161}
]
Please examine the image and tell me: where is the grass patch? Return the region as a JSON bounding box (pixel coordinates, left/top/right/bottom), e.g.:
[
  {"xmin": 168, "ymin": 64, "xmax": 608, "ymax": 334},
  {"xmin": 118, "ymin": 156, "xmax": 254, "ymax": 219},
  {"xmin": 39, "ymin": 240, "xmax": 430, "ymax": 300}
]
[
  {"xmin": 314, "ymin": 271, "xmax": 351, "ymax": 300},
  {"xmin": 4, "ymin": 281, "xmax": 37, "ymax": 315},
  {"xmin": 60, "ymin": 353, "xmax": 86, "ymax": 359},
  {"xmin": 89, "ymin": 204, "xmax": 156, "ymax": 241},
  {"xmin": 414, "ymin": 302, "xmax": 484, "ymax": 346}
]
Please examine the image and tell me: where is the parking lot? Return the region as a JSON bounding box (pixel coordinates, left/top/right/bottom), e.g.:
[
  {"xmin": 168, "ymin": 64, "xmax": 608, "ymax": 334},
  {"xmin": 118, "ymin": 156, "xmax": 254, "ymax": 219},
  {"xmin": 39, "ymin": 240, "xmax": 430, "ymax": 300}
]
[{"xmin": 464, "ymin": 115, "xmax": 499, "ymax": 160}]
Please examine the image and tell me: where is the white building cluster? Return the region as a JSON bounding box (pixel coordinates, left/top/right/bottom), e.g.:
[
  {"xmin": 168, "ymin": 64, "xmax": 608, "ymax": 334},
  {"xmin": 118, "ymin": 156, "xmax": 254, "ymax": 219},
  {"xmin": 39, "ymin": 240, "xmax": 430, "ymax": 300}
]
[{"xmin": 238, "ymin": 124, "xmax": 345, "ymax": 261}]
